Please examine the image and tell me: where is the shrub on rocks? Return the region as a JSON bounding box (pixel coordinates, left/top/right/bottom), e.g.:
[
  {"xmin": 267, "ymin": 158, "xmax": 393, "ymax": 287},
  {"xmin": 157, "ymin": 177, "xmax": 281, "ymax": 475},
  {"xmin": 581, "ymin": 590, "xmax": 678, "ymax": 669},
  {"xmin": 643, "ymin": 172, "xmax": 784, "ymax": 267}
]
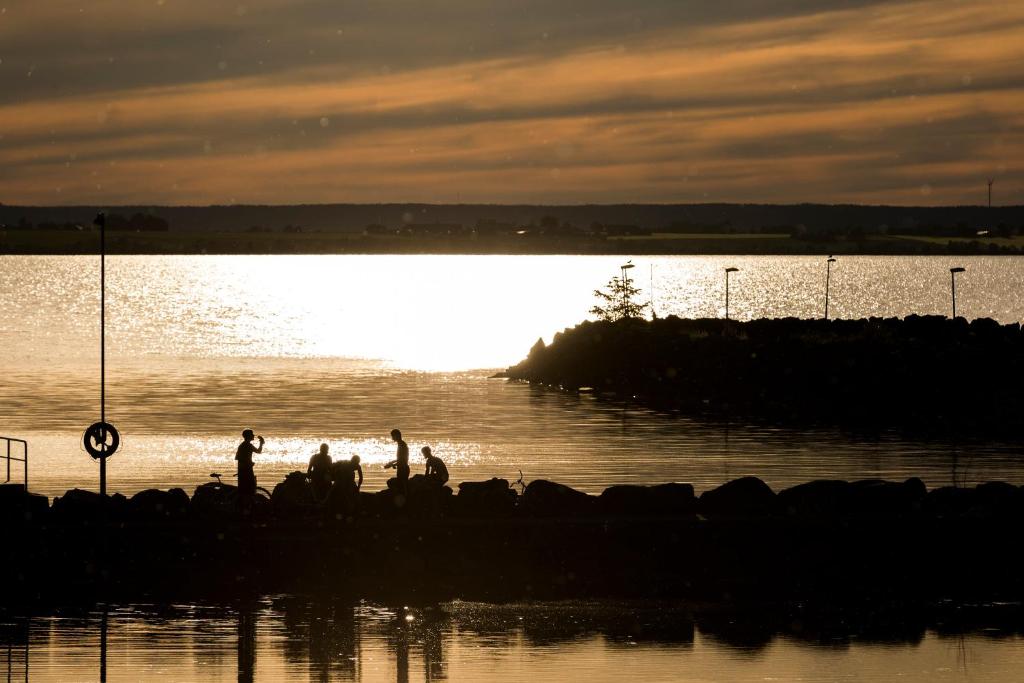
[
  {"xmin": 521, "ymin": 479, "xmax": 595, "ymax": 517},
  {"xmin": 598, "ymin": 483, "xmax": 695, "ymax": 517},
  {"xmin": 699, "ymin": 477, "xmax": 775, "ymax": 517}
]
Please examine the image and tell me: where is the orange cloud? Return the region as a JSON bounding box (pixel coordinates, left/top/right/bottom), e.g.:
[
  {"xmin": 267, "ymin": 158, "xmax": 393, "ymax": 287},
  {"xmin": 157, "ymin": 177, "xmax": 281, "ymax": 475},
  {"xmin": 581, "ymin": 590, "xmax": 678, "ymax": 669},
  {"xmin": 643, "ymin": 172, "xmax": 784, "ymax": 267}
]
[{"xmin": 0, "ymin": 0, "xmax": 1022, "ymax": 205}]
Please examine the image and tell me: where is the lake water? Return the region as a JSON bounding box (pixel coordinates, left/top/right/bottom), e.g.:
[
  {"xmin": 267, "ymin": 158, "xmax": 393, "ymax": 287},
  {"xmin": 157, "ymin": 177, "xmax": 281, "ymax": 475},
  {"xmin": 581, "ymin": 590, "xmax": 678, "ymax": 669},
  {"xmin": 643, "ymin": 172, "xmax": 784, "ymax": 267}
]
[
  {"xmin": 2, "ymin": 254, "xmax": 1023, "ymax": 498},
  {"xmin": 3, "ymin": 599, "xmax": 1024, "ymax": 682}
]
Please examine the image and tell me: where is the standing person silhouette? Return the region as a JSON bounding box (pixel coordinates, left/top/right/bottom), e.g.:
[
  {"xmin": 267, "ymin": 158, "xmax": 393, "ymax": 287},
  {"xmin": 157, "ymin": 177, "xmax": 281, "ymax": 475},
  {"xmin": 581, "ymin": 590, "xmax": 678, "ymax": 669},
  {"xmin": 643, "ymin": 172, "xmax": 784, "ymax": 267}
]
[
  {"xmin": 307, "ymin": 443, "xmax": 333, "ymax": 502},
  {"xmin": 384, "ymin": 428, "xmax": 410, "ymax": 497},
  {"xmin": 236, "ymin": 429, "xmax": 264, "ymax": 501}
]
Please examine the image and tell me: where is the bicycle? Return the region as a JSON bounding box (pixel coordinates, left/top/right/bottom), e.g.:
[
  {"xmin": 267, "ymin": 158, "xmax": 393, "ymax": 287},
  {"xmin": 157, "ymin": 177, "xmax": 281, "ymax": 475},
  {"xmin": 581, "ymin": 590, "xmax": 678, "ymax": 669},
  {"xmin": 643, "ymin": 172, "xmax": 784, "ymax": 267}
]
[{"xmin": 209, "ymin": 472, "xmax": 272, "ymax": 501}]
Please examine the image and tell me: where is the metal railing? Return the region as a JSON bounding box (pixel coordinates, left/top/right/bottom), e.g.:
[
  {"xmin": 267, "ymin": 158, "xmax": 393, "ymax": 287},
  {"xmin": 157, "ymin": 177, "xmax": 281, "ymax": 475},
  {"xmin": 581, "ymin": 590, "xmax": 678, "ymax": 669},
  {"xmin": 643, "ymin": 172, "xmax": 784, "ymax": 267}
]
[{"xmin": 0, "ymin": 437, "xmax": 27, "ymax": 489}]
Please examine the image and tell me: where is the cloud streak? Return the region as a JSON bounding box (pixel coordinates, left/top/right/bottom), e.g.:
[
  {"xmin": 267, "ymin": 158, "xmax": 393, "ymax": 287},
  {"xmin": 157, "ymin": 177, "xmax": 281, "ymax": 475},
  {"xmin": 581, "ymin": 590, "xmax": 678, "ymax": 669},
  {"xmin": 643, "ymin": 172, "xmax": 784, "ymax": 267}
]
[{"xmin": 1, "ymin": 0, "xmax": 1022, "ymax": 205}]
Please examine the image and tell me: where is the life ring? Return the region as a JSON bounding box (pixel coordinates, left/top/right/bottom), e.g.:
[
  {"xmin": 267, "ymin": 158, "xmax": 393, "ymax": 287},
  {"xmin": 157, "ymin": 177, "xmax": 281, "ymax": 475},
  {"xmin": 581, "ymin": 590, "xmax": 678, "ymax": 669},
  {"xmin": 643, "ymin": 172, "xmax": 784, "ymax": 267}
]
[{"xmin": 83, "ymin": 421, "xmax": 120, "ymax": 459}]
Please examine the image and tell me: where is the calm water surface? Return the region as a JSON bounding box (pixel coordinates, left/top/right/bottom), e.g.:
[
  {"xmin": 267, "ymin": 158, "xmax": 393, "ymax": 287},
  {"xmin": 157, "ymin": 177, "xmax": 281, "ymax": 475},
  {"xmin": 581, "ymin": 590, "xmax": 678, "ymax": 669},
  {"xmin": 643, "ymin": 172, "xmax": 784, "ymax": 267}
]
[
  {"xmin": 2, "ymin": 254, "xmax": 1024, "ymax": 497},
  {"xmin": 3, "ymin": 600, "xmax": 1024, "ymax": 682}
]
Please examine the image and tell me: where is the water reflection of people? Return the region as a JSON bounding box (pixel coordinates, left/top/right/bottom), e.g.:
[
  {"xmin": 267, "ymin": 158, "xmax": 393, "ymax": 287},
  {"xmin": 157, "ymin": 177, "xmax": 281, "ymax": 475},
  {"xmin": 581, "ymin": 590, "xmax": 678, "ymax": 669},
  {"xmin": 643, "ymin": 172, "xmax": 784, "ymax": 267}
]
[
  {"xmin": 237, "ymin": 605, "xmax": 256, "ymax": 683},
  {"xmin": 422, "ymin": 615, "xmax": 447, "ymax": 682}
]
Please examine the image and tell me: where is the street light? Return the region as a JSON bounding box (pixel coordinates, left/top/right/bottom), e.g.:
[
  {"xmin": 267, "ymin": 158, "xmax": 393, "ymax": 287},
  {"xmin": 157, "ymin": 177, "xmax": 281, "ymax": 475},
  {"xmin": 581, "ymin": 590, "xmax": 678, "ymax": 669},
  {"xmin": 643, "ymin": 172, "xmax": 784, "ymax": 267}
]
[
  {"xmin": 949, "ymin": 266, "xmax": 965, "ymax": 319},
  {"xmin": 824, "ymin": 256, "xmax": 837, "ymax": 320},
  {"xmin": 620, "ymin": 261, "xmax": 635, "ymax": 315},
  {"xmin": 724, "ymin": 267, "xmax": 739, "ymax": 320}
]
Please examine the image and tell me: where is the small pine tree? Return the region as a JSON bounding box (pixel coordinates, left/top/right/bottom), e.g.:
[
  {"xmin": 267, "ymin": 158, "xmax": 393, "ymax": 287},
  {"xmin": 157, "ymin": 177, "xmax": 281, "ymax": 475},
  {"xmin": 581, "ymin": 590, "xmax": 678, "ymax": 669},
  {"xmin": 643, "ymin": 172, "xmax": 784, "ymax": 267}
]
[{"xmin": 591, "ymin": 274, "xmax": 648, "ymax": 321}]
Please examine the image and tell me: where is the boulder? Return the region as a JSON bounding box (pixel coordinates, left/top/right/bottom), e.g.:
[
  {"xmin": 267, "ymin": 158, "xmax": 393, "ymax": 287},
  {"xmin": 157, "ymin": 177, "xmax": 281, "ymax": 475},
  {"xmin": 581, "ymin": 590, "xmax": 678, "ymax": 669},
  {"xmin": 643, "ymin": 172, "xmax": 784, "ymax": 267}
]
[
  {"xmin": 926, "ymin": 486, "xmax": 977, "ymax": 518},
  {"xmin": 271, "ymin": 471, "xmax": 316, "ymax": 518},
  {"xmin": 356, "ymin": 490, "xmax": 392, "ymax": 518},
  {"xmin": 127, "ymin": 488, "xmax": 189, "ymax": 522},
  {"xmin": 973, "ymin": 482, "xmax": 1020, "ymax": 518},
  {"xmin": 598, "ymin": 483, "xmax": 695, "ymax": 517},
  {"xmin": 777, "ymin": 480, "xmax": 852, "ymax": 518},
  {"xmin": 521, "ymin": 480, "xmax": 595, "ymax": 517},
  {"xmin": 406, "ymin": 475, "xmax": 453, "ymax": 518},
  {"xmin": 51, "ymin": 489, "xmax": 126, "ymax": 523},
  {"xmin": 454, "ymin": 478, "xmax": 517, "ymax": 518},
  {"xmin": 847, "ymin": 478, "xmax": 926, "ymax": 519},
  {"xmin": 190, "ymin": 481, "xmax": 238, "ymax": 518},
  {"xmin": 699, "ymin": 477, "xmax": 775, "ymax": 517},
  {"xmin": 0, "ymin": 484, "xmax": 49, "ymax": 523}
]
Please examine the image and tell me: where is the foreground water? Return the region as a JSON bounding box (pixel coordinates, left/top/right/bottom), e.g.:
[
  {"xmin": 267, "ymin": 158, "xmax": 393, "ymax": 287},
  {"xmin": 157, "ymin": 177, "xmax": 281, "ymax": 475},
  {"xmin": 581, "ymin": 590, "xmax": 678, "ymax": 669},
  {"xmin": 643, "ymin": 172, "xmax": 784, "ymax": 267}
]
[
  {"xmin": 2, "ymin": 254, "xmax": 1023, "ymax": 498},
  {"xmin": 2, "ymin": 599, "xmax": 1023, "ymax": 682}
]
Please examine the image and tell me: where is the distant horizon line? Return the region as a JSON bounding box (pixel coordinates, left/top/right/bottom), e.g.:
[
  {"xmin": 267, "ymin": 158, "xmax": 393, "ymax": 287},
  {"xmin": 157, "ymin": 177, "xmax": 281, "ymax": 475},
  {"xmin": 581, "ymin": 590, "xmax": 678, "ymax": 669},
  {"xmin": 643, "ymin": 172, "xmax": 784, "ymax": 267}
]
[{"xmin": 3, "ymin": 201, "xmax": 1023, "ymax": 210}]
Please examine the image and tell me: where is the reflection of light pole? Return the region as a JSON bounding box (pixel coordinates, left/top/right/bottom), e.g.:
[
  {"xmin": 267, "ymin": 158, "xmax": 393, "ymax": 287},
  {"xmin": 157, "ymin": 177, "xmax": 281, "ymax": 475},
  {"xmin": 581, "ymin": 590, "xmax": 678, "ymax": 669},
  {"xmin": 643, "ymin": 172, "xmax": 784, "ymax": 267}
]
[
  {"xmin": 620, "ymin": 261, "xmax": 634, "ymax": 315},
  {"xmin": 950, "ymin": 266, "xmax": 965, "ymax": 319},
  {"xmin": 824, "ymin": 256, "xmax": 837, "ymax": 319},
  {"xmin": 724, "ymin": 267, "xmax": 739, "ymax": 320}
]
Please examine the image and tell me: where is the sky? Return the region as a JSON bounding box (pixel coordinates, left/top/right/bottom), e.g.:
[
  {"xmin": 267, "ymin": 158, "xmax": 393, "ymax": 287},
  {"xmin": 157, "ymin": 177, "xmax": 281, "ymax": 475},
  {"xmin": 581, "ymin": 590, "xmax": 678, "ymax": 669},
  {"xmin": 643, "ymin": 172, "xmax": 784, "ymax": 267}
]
[{"xmin": 0, "ymin": 0, "xmax": 1022, "ymax": 206}]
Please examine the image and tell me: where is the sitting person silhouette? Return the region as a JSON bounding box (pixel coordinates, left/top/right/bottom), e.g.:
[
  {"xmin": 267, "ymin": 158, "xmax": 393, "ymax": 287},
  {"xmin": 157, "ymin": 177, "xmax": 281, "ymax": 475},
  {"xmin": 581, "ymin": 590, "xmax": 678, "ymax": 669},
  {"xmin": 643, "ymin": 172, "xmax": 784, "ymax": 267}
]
[
  {"xmin": 384, "ymin": 428, "xmax": 410, "ymax": 497},
  {"xmin": 235, "ymin": 429, "xmax": 264, "ymax": 502},
  {"xmin": 421, "ymin": 446, "xmax": 449, "ymax": 486},
  {"xmin": 307, "ymin": 443, "xmax": 333, "ymax": 502},
  {"xmin": 330, "ymin": 455, "xmax": 363, "ymax": 516}
]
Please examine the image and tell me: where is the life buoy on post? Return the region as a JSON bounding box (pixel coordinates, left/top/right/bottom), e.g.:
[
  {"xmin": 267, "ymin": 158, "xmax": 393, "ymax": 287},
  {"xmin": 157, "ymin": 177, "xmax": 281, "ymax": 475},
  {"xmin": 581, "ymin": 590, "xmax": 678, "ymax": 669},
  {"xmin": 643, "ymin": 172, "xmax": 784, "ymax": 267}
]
[{"xmin": 84, "ymin": 421, "xmax": 120, "ymax": 459}]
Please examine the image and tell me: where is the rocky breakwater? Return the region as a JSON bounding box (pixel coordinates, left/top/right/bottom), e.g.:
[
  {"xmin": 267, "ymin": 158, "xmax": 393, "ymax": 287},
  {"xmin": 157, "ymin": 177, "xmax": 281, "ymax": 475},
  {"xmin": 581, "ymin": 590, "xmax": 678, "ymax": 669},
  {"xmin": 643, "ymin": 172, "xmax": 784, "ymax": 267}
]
[
  {"xmin": 504, "ymin": 315, "xmax": 1024, "ymax": 431},
  {"xmin": 3, "ymin": 474, "xmax": 1024, "ymax": 604}
]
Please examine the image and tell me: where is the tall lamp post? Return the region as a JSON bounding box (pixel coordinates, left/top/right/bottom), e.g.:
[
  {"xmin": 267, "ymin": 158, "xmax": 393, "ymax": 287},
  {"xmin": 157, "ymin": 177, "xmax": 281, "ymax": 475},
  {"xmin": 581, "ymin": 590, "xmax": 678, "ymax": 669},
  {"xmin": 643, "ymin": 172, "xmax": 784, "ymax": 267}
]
[
  {"xmin": 620, "ymin": 261, "xmax": 634, "ymax": 315},
  {"xmin": 824, "ymin": 255, "xmax": 837, "ymax": 320},
  {"xmin": 950, "ymin": 266, "xmax": 965, "ymax": 319},
  {"xmin": 724, "ymin": 267, "xmax": 739, "ymax": 320}
]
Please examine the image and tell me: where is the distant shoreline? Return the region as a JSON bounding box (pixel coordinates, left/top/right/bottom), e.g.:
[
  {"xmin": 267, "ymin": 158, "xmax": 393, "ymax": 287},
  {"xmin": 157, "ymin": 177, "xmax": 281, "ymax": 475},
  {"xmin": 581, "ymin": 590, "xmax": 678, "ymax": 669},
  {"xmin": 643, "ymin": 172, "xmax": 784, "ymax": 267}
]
[
  {"xmin": 3, "ymin": 201, "xmax": 1024, "ymax": 255},
  {"xmin": 4, "ymin": 230, "xmax": 1024, "ymax": 256}
]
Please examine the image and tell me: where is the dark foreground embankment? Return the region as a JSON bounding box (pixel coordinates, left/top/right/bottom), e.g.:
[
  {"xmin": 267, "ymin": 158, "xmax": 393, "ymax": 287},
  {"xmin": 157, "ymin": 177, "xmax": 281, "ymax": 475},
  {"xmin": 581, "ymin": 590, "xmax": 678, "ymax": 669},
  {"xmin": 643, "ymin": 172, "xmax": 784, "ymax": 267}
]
[
  {"xmin": 505, "ymin": 315, "xmax": 1024, "ymax": 432},
  {"xmin": 4, "ymin": 475, "xmax": 1024, "ymax": 605}
]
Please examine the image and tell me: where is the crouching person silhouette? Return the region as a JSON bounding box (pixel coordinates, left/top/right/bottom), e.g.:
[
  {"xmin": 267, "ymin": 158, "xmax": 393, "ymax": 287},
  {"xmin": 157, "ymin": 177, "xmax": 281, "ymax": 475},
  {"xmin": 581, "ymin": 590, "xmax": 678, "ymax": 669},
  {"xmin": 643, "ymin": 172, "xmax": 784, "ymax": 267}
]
[
  {"xmin": 329, "ymin": 455, "xmax": 363, "ymax": 518},
  {"xmin": 307, "ymin": 443, "xmax": 334, "ymax": 503},
  {"xmin": 422, "ymin": 446, "xmax": 449, "ymax": 486}
]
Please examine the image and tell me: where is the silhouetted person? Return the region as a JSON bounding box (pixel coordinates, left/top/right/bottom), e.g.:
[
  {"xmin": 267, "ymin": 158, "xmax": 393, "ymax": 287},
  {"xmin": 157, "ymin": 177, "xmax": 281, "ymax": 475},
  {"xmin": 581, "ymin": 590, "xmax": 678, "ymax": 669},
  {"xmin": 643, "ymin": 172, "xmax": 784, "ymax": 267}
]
[
  {"xmin": 236, "ymin": 429, "xmax": 264, "ymax": 502},
  {"xmin": 384, "ymin": 428, "xmax": 410, "ymax": 496},
  {"xmin": 307, "ymin": 443, "xmax": 333, "ymax": 502},
  {"xmin": 422, "ymin": 446, "xmax": 449, "ymax": 486},
  {"xmin": 330, "ymin": 455, "xmax": 363, "ymax": 516}
]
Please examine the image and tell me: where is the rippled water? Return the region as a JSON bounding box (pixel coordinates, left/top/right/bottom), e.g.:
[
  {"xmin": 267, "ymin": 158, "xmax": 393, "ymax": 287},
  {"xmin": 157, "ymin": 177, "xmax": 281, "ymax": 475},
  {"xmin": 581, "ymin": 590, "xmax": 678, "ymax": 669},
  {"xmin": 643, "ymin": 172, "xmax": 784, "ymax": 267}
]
[
  {"xmin": 3, "ymin": 600, "xmax": 1024, "ymax": 682},
  {"xmin": 2, "ymin": 254, "xmax": 1023, "ymax": 498}
]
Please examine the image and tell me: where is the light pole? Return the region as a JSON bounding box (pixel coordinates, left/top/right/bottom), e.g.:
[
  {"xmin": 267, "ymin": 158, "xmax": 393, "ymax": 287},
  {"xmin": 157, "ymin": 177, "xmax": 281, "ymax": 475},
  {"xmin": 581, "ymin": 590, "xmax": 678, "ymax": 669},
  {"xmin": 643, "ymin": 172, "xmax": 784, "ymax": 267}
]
[
  {"xmin": 620, "ymin": 261, "xmax": 634, "ymax": 316},
  {"xmin": 724, "ymin": 267, "xmax": 739, "ymax": 320},
  {"xmin": 950, "ymin": 266, "xmax": 965, "ymax": 319},
  {"xmin": 824, "ymin": 256, "xmax": 837, "ymax": 320}
]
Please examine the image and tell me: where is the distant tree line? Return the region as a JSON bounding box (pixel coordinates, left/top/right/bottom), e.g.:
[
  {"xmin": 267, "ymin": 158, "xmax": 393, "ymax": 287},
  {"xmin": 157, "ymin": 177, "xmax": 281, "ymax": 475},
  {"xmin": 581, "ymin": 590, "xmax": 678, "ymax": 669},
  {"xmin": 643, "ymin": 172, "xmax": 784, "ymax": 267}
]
[{"xmin": 2, "ymin": 212, "xmax": 169, "ymax": 232}]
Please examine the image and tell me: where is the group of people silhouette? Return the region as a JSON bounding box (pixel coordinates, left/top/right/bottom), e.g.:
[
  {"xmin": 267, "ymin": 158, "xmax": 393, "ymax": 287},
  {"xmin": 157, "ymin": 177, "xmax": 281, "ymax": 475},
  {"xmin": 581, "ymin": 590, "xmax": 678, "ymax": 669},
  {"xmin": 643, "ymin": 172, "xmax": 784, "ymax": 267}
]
[{"xmin": 234, "ymin": 427, "xmax": 449, "ymax": 509}]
